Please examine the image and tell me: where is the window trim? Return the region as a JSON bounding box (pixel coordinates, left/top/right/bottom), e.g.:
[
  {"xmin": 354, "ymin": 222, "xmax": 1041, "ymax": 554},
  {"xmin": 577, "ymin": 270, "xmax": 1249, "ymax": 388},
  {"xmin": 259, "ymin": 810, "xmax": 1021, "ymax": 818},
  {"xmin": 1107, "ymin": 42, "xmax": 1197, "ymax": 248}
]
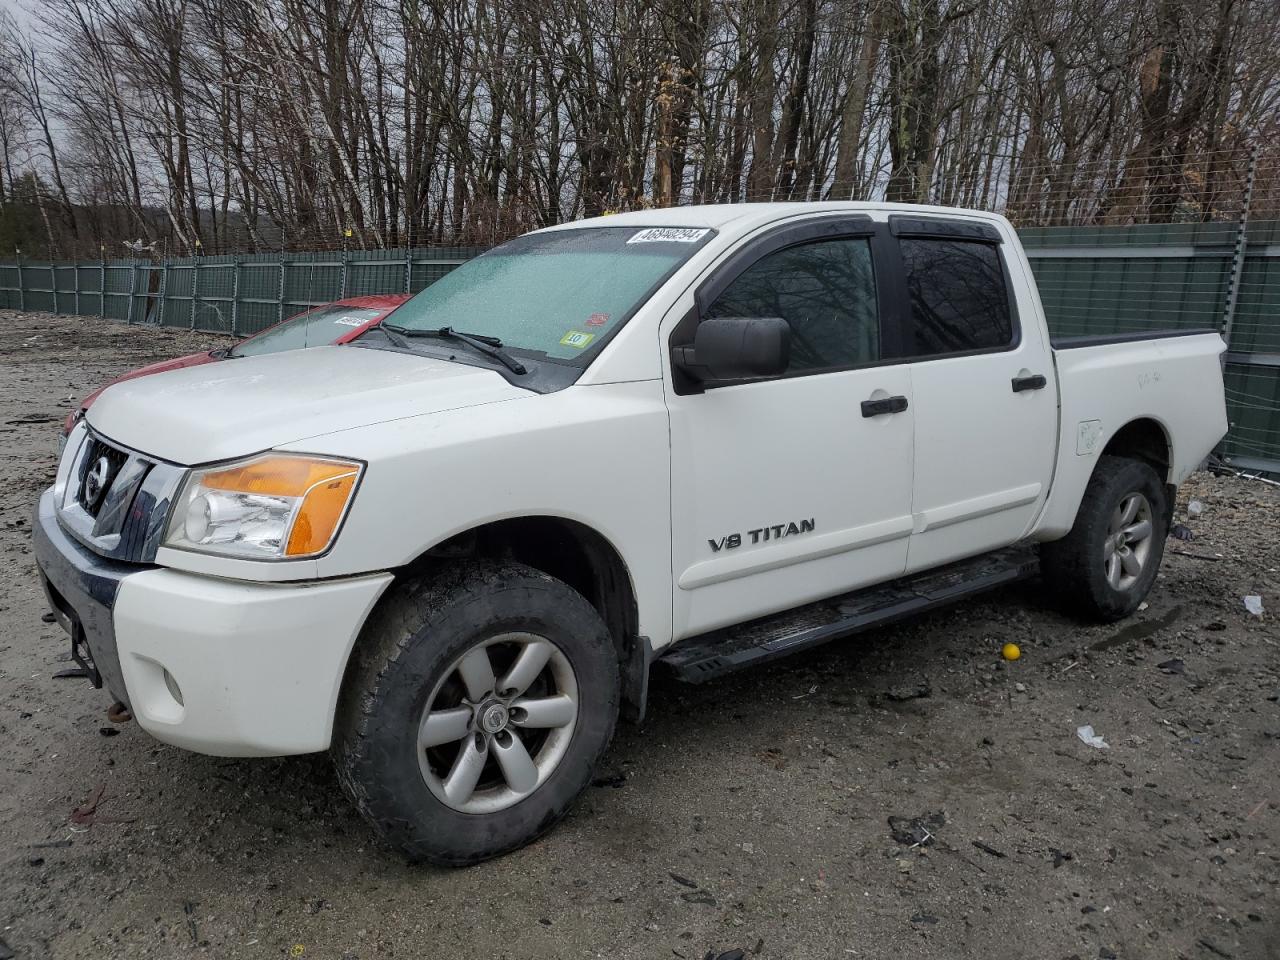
[
  {"xmin": 884, "ymin": 217, "xmax": 1022, "ymax": 363},
  {"xmin": 671, "ymin": 215, "xmax": 906, "ymax": 394}
]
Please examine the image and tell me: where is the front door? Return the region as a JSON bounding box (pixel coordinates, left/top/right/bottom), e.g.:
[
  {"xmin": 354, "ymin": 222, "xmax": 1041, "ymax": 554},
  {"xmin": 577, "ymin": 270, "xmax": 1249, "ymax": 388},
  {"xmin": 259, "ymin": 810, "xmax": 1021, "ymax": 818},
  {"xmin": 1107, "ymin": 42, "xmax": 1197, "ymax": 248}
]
[{"xmin": 664, "ymin": 221, "xmax": 917, "ymax": 640}]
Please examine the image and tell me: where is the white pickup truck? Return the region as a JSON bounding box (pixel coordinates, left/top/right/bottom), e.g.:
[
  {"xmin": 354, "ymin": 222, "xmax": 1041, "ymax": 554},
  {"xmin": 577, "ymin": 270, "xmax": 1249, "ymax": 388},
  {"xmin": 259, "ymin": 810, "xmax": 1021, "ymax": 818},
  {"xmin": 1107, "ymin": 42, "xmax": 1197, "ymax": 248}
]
[{"xmin": 34, "ymin": 203, "xmax": 1227, "ymax": 864}]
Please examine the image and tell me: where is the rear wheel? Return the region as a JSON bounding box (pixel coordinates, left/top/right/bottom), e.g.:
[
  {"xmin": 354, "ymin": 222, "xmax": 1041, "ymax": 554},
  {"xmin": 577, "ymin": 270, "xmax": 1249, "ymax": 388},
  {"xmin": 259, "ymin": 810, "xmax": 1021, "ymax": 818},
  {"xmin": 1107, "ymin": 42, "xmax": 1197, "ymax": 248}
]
[
  {"xmin": 333, "ymin": 561, "xmax": 620, "ymax": 865},
  {"xmin": 1041, "ymin": 455, "xmax": 1169, "ymax": 622}
]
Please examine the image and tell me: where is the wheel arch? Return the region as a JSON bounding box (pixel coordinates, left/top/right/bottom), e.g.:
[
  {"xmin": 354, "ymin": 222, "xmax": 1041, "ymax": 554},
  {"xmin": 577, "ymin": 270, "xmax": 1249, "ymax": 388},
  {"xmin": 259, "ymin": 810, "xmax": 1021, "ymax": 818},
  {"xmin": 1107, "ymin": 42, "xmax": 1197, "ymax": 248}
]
[
  {"xmin": 349, "ymin": 514, "xmax": 650, "ymax": 723},
  {"xmin": 1099, "ymin": 416, "xmax": 1176, "ymax": 527},
  {"xmin": 1100, "ymin": 416, "xmax": 1174, "ymax": 482}
]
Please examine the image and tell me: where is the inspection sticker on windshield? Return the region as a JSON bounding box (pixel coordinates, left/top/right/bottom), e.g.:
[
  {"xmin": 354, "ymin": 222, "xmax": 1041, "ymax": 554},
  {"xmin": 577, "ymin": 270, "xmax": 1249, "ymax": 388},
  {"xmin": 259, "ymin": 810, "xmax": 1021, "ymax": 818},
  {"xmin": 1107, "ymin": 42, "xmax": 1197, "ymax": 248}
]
[
  {"xmin": 560, "ymin": 330, "xmax": 595, "ymax": 349},
  {"xmin": 627, "ymin": 227, "xmax": 709, "ymax": 244}
]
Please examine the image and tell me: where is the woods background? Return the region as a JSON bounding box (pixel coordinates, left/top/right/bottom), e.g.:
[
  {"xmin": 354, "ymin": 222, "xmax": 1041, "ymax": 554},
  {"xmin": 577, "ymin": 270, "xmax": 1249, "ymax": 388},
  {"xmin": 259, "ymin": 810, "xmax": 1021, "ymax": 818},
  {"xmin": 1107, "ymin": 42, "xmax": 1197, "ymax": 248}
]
[{"xmin": 1, "ymin": 0, "xmax": 1279, "ymax": 257}]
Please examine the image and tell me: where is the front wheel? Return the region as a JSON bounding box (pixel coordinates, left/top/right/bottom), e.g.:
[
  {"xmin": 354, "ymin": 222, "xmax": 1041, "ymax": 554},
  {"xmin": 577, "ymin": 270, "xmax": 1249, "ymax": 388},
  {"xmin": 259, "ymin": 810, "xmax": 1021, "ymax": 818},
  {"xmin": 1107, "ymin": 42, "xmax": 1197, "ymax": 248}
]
[
  {"xmin": 1041, "ymin": 455, "xmax": 1169, "ymax": 622},
  {"xmin": 333, "ymin": 561, "xmax": 620, "ymax": 865}
]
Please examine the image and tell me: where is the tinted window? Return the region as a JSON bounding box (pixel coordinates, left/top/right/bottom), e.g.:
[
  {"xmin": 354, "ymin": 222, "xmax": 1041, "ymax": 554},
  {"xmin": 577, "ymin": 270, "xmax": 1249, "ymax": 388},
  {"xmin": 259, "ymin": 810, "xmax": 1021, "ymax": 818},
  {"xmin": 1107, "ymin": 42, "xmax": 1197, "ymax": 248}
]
[
  {"xmin": 703, "ymin": 238, "xmax": 878, "ymax": 373},
  {"xmin": 899, "ymin": 239, "xmax": 1012, "ymax": 355},
  {"xmin": 232, "ymin": 305, "xmax": 381, "ymax": 357}
]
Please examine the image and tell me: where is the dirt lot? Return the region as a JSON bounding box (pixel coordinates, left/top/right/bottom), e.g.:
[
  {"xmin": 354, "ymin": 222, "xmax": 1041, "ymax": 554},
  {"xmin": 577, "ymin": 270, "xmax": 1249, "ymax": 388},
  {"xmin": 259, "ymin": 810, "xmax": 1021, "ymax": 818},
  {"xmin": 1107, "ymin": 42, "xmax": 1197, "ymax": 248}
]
[{"xmin": 1, "ymin": 309, "xmax": 1277, "ymax": 960}]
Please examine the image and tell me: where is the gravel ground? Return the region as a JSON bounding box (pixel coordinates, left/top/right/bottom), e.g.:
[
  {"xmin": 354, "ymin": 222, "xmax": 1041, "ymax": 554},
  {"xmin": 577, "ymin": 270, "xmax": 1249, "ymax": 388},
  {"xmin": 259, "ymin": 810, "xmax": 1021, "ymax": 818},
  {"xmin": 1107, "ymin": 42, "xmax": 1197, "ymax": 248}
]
[{"xmin": 1, "ymin": 309, "xmax": 1278, "ymax": 960}]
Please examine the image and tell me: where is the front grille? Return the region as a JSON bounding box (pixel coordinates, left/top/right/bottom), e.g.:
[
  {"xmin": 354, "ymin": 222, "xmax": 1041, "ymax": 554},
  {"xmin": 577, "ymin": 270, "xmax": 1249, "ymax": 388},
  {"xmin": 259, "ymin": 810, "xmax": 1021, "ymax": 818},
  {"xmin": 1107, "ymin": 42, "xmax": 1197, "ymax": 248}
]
[
  {"xmin": 55, "ymin": 425, "xmax": 186, "ymax": 563},
  {"xmin": 76, "ymin": 436, "xmax": 129, "ymax": 517}
]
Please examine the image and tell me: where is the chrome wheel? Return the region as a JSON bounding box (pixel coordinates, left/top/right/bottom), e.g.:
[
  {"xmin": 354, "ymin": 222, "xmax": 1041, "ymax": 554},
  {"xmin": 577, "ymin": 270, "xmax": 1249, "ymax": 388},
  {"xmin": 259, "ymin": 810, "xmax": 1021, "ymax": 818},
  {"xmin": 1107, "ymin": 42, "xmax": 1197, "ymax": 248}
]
[
  {"xmin": 1103, "ymin": 492, "xmax": 1153, "ymax": 591},
  {"xmin": 417, "ymin": 632, "xmax": 579, "ymax": 814}
]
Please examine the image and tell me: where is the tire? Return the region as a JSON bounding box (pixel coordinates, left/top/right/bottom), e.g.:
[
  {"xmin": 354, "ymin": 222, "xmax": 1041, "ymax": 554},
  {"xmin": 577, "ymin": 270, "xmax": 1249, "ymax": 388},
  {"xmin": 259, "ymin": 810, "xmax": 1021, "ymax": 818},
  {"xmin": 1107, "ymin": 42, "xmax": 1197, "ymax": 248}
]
[
  {"xmin": 332, "ymin": 560, "xmax": 620, "ymax": 865},
  {"xmin": 1041, "ymin": 455, "xmax": 1169, "ymax": 623}
]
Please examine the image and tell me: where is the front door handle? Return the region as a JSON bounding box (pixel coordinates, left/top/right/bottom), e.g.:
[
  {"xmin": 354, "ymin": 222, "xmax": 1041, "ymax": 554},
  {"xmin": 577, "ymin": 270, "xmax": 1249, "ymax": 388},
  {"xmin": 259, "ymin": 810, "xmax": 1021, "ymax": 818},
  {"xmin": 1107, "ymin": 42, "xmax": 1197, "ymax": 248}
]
[
  {"xmin": 861, "ymin": 395, "xmax": 909, "ymax": 418},
  {"xmin": 1012, "ymin": 374, "xmax": 1047, "ymax": 392}
]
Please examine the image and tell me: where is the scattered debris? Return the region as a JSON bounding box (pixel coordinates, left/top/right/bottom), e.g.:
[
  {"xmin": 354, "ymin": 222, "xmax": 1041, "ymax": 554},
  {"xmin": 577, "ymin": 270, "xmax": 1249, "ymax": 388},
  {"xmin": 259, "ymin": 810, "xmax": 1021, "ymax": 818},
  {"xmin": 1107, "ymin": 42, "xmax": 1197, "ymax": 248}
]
[
  {"xmin": 52, "ymin": 666, "xmax": 90, "ymax": 680},
  {"xmin": 1243, "ymin": 595, "xmax": 1264, "ymax": 618},
  {"xmin": 28, "ymin": 856, "xmax": 44, "ymax": 867},
  {"xmin": 669, "ymin": 873, "xmax": 698, "ymax": 889},
  {"xmin": 1172, "ymin": 549, "xmax": 1224, "ymax": 562},
  {"xmin": 1157, "ymin": 658, "xmax": 1185, "ymax": 675},
  {"xmin": 29, "ymin": 839, "xmax": 72, "ymax": 849},
  {"xmin": 681, "ymin": 891, "xmax": 717, "ymax": 906},
  {"xmin": 98, "ymin": 726, "xmax": 119, "ymax": 737},
  {"xmin": 1050, "ymin": 848, "xmax": 1074, "ymax": 869},
  {"xmin": 184, "ymin": 901, "xmax": 199, "ymax": 944},
  {"xmin": 1187, "ymin": 499, "xmax": 1204, "ymax": 516},
  {"xmin": 1197, "ymin": 938, "xmax": 1234, "ymax": 958},
  {"xmin": 1014, "ymin": 682, "xmax": 1027, "ymax": 693},
  {"xmin": 1076, "ymin": 725, "xmax": 1110, "ymax": 750},
  {"xmin": 885, "ymin": 677, "xmax": 931, "ymax": 702},
  {"xmin": 757, "ymin": 746, "xmax": 787, "ymax": 770},
  {"xmin": 591, "ymin": 772, "xmax": 627, "ymax": 789},
  {"xmin": 1170, "ymin": 523, "xmax": 1194, "ymax": 541},
  {"xmin": 69, "ymin": 783, "xmax": 135, "ymax": 826},
  {"xmin": 971, "ymin": 840, "xmax": 1006, "ymax": 859},
  {"xmin": 909, "ymin": 913, "xmax": 939, "ymax": 925},
  {"xmin": 1001, "ymin": 643, "xmax": 1021, "ymax": 661},
  {"xmin": 888, "ymin": 812, "xmax": 945, "ymax": 847},
  {"xmin": 0, "ymin": 936, "xmax": 13, "ymax": 960}
]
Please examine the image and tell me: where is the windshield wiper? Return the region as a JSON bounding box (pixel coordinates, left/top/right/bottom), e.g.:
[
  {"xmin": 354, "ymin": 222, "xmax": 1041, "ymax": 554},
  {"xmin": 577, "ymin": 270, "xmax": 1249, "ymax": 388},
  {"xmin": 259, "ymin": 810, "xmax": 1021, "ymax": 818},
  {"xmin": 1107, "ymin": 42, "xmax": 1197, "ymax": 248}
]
[
  {"xmin": 381, "ymin": 323, "xmax": 527, "ymax": 375},
  {"xmin": 369, "ymin": 324, "xmax": 413, "ymax": 350}
]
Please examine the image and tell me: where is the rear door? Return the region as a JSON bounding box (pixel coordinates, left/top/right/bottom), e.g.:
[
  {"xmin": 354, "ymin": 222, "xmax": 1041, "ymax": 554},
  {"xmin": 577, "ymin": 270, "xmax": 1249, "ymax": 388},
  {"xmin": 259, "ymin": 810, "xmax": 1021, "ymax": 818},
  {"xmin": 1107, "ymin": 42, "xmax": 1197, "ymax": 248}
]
[{"xmin": 886, "ymin": 217, "xmax": 1058, "ymax": 572}]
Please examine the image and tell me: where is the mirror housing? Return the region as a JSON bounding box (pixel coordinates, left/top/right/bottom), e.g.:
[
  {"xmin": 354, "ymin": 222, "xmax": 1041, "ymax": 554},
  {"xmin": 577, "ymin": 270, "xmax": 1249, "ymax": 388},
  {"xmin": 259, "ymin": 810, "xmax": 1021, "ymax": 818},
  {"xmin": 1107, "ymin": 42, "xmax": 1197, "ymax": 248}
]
[{"xmin": 673, "ymin": 316, "xmax": 791, "ymax": 384}]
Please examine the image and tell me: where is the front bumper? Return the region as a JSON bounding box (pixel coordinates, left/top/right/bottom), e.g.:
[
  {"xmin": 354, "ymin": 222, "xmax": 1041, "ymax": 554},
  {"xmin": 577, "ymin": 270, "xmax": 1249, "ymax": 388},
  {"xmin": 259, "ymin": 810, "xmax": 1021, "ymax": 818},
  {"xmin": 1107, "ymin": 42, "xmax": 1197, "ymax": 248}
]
[{"xmin": 34, "ymin": 488, "xmax": 393, "ymax": 757}]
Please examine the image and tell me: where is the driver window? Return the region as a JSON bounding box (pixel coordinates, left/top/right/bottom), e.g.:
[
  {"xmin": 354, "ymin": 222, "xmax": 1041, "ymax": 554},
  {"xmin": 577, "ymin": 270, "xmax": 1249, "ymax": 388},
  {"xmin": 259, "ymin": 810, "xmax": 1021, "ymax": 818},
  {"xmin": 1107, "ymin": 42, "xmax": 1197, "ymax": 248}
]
[{"xmin": 702, "ymin": 237, "xmax": 879, "ymax": 374}]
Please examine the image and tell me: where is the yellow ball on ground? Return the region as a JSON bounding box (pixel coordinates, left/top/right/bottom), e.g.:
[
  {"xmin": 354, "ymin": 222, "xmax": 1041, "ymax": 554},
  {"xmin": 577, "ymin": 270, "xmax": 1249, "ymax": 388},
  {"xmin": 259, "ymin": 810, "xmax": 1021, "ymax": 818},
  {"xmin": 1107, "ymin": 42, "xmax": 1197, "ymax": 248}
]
[{"xmin": 1001, "ymin": 643, "xmax": 1021, "ymax": 661}]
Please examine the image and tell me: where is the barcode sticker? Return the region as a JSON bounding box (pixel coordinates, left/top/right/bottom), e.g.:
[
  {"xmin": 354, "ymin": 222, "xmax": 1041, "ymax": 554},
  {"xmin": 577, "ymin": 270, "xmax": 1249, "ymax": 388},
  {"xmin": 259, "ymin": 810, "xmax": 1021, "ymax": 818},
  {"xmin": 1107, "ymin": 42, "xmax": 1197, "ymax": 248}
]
[{"xmin": 626, "ymin": 227, "xmax": 710, "ymax": 244}]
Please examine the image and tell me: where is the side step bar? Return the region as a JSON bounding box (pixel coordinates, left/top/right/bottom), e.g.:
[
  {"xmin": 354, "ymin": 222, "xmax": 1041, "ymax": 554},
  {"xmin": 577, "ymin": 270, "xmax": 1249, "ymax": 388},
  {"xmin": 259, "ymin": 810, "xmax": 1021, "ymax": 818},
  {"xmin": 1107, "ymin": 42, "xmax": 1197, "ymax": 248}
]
[{"xmin": 659, "ymin": 545, "xmax": 1040, "ymax": 683}]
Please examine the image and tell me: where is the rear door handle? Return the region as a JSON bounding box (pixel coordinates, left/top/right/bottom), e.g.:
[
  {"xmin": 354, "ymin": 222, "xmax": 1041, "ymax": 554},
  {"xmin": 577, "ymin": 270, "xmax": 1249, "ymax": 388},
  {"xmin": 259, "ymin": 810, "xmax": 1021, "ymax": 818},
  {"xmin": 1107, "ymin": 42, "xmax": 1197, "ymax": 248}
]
[
  {"xmin": 861, "ymin": 395, "xmax": 909, "ymax": 418},
  {"xmin": 1011, "ymin": 374, "xmax": 1047, "ymax": 392}
]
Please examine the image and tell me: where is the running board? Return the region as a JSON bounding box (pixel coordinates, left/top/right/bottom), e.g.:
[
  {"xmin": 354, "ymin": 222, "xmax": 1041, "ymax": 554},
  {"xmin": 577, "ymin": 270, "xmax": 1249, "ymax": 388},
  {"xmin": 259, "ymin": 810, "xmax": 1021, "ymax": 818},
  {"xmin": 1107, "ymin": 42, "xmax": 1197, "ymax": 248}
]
[{"xmin": 659, "ymin": 545, "xmax": 1040, "ymax": 683}]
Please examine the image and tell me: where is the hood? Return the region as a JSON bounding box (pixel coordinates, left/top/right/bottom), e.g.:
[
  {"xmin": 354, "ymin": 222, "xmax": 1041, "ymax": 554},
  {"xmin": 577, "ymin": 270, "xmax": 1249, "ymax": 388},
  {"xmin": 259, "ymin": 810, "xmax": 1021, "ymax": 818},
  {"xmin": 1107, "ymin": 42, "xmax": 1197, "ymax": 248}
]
[
  {"xmin": 78, "ymin": 351, "xmax": 218, "ymax": 412},
  {"xmin": 86, "ymin": 345, "xmax": 529, "ymax": 464}
]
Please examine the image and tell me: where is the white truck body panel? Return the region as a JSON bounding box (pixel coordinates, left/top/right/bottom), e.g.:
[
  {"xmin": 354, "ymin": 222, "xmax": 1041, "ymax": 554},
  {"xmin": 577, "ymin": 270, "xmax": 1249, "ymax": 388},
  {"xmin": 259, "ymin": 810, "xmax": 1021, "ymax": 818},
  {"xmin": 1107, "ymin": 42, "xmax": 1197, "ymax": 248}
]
[
  {"xmin": 39, "ymin": 201, "xmax": 1227, "ymax": 757},
  {"xmin": 1035, "ymin": 331, "xmax": 1227, "ymax": 538}
]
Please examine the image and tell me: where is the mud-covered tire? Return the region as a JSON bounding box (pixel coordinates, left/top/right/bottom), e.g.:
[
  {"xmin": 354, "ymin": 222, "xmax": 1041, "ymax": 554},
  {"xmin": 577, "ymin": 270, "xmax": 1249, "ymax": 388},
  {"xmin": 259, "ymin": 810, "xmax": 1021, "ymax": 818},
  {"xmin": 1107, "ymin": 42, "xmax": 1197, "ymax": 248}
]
[
  {"xmin": 1041, "ymin": 455, "xmax": 1169, "ymax": 623},
  {"xmin": 332, "ymin": 560, "xmax": 620, "ymax": 866}
]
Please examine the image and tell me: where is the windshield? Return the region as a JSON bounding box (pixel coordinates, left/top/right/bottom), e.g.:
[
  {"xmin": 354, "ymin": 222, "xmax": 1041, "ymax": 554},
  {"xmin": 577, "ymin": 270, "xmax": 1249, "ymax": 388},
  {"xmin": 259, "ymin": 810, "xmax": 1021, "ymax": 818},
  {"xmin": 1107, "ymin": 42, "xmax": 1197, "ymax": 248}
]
[
  {"xmin": 232, "ymin": 305, "xmax": 382, "ymax": 357},
  {"xmin": 383, "ymin": 225, "xmax": 714, "ymax": 362}
]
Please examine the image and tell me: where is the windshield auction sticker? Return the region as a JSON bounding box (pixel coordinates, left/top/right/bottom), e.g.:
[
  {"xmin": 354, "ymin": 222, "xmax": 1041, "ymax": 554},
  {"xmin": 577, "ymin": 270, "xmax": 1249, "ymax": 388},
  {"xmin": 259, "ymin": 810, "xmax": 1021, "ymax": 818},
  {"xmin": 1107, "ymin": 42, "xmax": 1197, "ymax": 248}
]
[
  {"xmin": 560, "ymin": 330, "xmax": 595, "ymax": 349},
  {"xmin": 627, "ymin": 227, "xmax": 710, "ymax": 244}
]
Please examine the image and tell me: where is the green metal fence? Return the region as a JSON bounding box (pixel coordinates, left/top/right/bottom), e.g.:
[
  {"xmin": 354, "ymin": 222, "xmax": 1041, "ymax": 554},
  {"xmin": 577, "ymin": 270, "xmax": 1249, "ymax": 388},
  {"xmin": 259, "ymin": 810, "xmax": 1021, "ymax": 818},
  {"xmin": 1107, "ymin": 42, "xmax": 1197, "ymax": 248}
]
[
  {"xmin": 1, "ymin": 226, "xmax": 1277, "ymax": 473},
  {"xmin": 1020, "ymin": 220, "xmax": 1280, "ymax": 475},
  {"xmin": 0, "ymin": 246, "xmax": 484, "ymax": 336}
]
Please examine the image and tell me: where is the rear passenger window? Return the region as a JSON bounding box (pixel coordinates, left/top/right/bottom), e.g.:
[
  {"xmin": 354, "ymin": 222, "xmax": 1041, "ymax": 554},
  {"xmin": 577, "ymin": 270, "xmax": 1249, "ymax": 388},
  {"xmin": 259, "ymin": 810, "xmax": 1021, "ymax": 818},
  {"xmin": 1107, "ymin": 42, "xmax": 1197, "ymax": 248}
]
[
  {"xmin": 899, "ymin": 239, "xmax": 1013, "ymax": 355},
  {"xmin": 703, "ymin": 238, "xmax": 878, "ymax": 373}
]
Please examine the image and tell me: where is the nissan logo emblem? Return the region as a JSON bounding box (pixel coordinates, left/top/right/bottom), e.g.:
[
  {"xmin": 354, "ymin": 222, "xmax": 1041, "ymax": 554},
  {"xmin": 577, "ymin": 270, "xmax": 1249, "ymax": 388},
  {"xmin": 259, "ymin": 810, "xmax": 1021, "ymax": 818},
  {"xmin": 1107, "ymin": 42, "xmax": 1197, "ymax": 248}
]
[{"xmin": 83, "ymin": 455, "xmax": 112, "ymax": 506}]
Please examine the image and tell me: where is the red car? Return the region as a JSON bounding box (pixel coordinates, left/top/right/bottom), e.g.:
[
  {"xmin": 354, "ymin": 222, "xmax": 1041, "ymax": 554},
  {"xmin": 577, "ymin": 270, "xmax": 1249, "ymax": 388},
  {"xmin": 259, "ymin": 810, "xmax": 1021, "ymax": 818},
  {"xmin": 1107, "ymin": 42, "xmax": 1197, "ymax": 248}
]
[{"xmin": 64, "ymin": 294, "xmax": 410, "ymax": 435}]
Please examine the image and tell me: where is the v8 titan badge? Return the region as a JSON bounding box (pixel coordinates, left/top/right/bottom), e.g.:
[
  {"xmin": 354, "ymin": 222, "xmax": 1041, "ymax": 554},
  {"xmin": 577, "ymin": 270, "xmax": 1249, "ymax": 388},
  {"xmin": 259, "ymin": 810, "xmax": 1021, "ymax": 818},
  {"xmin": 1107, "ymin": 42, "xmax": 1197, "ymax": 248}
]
[{"xmin": 560, "ymin": 330, "xmax": 595, "ymax": 349}]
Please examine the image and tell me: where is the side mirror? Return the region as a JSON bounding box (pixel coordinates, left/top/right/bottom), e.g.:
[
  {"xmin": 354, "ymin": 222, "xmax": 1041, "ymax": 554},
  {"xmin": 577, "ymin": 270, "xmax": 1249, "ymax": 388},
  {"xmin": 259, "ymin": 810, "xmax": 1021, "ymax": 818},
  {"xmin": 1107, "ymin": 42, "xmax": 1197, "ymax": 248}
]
[{"xmin": 673, "ymin": 316, "xmax": 791, "ymax": 383}]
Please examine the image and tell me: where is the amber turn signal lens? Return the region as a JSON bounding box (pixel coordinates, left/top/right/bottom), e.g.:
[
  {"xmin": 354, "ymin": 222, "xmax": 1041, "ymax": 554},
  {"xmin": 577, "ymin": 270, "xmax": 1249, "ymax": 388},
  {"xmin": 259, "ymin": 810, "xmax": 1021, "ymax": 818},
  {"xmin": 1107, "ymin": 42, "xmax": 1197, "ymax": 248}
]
[
  {"xmin": 285, "ymin": 471, "xmax": 358, "ymax": 556},
  {"xmin": 201, "ymin": 456, "xmax": 358, "ymax": 497}
]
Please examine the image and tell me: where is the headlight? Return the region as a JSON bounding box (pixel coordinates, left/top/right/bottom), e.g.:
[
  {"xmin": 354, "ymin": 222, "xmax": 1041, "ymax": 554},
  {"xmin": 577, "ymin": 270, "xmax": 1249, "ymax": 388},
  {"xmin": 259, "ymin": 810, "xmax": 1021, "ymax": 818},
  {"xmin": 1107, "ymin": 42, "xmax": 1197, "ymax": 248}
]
[{"xmin": 165, "ymin": 454, "xmax": 363, "ymax": 560}]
